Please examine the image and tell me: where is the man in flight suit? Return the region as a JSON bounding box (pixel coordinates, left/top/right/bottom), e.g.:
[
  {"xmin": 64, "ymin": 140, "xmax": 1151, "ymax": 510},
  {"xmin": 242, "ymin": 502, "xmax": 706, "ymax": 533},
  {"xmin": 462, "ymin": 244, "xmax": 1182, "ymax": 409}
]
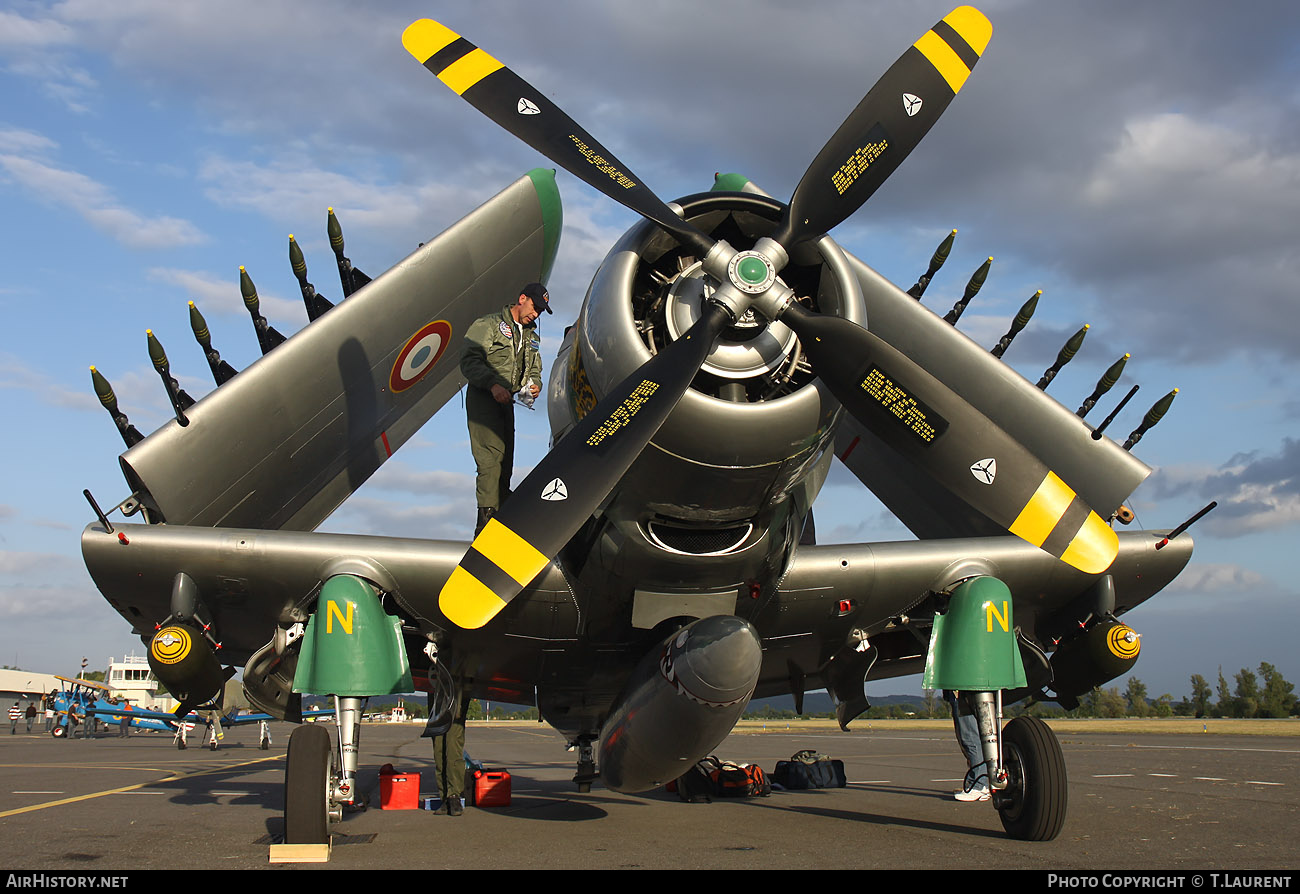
[{"xmin": 461, "ymin": 282, "xmax": 551, "ymax": 535}]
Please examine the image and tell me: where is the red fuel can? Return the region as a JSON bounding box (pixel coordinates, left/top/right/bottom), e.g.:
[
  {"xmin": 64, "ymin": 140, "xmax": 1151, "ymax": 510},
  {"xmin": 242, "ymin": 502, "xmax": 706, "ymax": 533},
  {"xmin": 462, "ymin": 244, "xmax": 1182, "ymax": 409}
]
[
  {"xmin": 380, "ymin": 770, "xmax": 420, "ymax": 809},
  {"xmin": 470, "ymin": 769, "xmax": 511, "ymax": 808}
]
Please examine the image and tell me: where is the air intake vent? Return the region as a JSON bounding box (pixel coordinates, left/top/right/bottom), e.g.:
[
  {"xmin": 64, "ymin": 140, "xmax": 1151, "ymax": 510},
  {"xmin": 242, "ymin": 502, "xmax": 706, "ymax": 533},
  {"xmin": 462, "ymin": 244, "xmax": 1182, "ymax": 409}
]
[{"xmin": 646, "ymin": 522, "xmax": 753, "ymax": 556}]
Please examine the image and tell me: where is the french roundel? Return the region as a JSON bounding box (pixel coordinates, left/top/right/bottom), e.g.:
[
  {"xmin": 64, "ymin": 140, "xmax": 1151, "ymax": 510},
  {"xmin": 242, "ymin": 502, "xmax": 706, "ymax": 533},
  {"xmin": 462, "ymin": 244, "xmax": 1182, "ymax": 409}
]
[{"xmin": 390, "ymin": 320, "xmax": 453, "ymax": 393}]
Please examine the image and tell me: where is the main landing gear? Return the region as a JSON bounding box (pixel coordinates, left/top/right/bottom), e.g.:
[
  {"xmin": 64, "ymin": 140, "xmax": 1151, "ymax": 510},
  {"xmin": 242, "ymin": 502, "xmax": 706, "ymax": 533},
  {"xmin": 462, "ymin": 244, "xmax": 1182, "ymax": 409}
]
[
  {"xmin": 571, "ymin": 735, "xmax": 598, "ymax": 793},
  {"xmin": 962, "ymin": 692, "xmax": 1069, "ymax": 842},
  {"xmin": 282, "ymin": 697, "xmax": 365, "ymax": 846},
  {"xmin": 993, "ymin": 715, "xmax": 1067, "ymax": 841},
  {"xmin": 924, "ymin": 576, "xmax": 1068, "ymax": 841}
]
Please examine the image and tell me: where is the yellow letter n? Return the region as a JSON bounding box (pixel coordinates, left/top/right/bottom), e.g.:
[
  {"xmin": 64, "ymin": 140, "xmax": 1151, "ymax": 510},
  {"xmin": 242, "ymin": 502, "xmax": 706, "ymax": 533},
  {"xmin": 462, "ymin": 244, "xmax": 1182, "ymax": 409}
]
[
  {"xmin": 985, "ymin": 600, "xmax": 1009, "ymax": 633},
  {"xmin": 326, "ymin": 600, "xmax": 354, "ymax": 635}
]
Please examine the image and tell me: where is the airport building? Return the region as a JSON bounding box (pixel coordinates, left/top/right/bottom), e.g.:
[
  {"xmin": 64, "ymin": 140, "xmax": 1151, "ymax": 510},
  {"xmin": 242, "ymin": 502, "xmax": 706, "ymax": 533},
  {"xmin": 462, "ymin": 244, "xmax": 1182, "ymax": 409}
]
[{"xmin": 104, "ymin": 655, "xmax": 175, "ymax": 711}]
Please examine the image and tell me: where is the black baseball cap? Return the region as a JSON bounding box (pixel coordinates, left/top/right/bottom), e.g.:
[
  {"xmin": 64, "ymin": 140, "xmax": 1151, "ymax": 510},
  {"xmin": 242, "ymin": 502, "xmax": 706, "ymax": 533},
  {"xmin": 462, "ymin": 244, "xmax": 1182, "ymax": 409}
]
[{"xmin": 521, "ymin": 282, "xmax": 552, "ymax": 313}]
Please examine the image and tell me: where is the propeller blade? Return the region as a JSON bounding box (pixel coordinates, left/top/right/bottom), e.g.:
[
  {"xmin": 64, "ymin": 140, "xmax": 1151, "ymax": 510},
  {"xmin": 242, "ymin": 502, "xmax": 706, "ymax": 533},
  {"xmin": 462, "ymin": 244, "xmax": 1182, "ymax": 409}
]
[
  {"xmin": 779, "ymin": 302, "xmax": 1117, "ymax": 574},
  {"xmin": 439, "ymin": 303, "xmax": 735, "ymax": 629},
  {"xmin": 403, "ymin": 19, "xmax": 715, "ymax": 258},
  {"xmin": 772, "ymin": 6, "xmax": 991, "ymax": 248}
]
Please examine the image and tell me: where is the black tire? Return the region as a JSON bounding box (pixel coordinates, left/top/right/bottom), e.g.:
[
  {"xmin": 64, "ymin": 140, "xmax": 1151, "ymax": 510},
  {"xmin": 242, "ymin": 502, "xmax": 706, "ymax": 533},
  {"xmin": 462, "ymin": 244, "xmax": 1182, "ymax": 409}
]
[
  {"xmin": 284, "ymin": 724, "xmax": 333, "ymax": 844},
  {"xmin": 996, "ymin": 716, "xmax": 1067, "ymax": 841},
  {"xmin": 51, "ymin": 725, "xmax": 66, "ymax": 739}
]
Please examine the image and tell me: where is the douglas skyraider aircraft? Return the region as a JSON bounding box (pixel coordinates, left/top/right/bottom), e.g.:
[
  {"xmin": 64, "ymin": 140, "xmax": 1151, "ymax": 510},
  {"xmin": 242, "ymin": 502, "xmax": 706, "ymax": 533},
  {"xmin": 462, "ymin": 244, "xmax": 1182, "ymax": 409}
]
[{"xmin": 82, "ymin": 7, "xmax": 1197, "ymax": 848}]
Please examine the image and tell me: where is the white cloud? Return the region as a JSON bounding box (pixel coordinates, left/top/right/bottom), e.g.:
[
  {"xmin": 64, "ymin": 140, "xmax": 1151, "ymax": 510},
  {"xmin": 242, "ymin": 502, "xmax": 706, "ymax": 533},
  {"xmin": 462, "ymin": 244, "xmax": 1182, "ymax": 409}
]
[
  {"xmin": 0, "ymin": 127, "xmax": 57, "ymax": 155},
  {"xmin": 321, "ymin": 495, "xmax": 472, "ymax": 541},
  {"xmin": 0, "ymin": 352, "xmax": 97, "ymax": 411},
  {"xmin": 360, "ymin": 462, "xmax": 473, "ymax": 497},
  {"xmin": 1164, "ymin": 562, "xmax": 1268, "ymax": 594},
  {"xmin": 1145, "ymin": 440, "xmax": 1300, "ymax": 537},
  {"xmin": 146, "ymin": 267, "xmax": 300, "ymax": 322},
  {"xmin": 0, "ymin": 153, "xmax": 205, "ymax": 248},
  {"xmin": 1082, "ymin": 112, "xmax": 1300, "ymax": 248},
  {"xmin": 197, "ymin": 155, "xmax": 490, "ymax": 239},
  {"xmin": 0, "ymin": 10, "xmax": 75, "ymax": 48}
]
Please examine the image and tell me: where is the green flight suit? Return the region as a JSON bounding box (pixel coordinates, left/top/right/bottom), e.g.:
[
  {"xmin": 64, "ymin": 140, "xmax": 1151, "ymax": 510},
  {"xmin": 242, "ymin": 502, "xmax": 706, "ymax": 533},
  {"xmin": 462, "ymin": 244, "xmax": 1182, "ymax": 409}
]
[{"xmin": 461, "ymin": 306, "xmax": 543, "ymax": 509}]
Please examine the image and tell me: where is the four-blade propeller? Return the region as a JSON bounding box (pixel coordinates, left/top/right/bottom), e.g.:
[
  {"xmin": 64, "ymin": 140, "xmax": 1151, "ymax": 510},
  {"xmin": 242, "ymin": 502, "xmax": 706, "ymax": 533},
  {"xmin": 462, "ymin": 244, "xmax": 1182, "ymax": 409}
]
[{"xmin": 403, "ymin": 7, "xmax": 1116, "ymax": 630}]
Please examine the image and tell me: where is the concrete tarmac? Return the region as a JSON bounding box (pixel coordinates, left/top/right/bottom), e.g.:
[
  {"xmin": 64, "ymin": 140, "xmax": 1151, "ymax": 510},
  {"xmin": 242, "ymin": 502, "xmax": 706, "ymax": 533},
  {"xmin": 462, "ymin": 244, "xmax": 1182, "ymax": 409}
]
[{"xmin": 1, "ymin": 721, "xmax": 1296, "ymax": 870}]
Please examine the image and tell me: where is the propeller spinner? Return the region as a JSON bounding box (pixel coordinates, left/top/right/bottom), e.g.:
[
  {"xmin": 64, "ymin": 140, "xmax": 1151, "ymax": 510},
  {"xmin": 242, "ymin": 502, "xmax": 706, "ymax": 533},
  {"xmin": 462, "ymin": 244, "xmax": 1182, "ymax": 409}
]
[{"xmin": 404, "ymin": 7, "xmax": 1116, "ymax": 630}]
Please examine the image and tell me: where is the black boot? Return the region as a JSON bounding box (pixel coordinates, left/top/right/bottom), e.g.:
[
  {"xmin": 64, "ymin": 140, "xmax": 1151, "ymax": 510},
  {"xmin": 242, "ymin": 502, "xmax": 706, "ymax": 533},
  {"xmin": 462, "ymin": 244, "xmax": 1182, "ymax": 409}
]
[{"xmin": 474, "ymin": 506, "xmax": 496, "ymax": 536}]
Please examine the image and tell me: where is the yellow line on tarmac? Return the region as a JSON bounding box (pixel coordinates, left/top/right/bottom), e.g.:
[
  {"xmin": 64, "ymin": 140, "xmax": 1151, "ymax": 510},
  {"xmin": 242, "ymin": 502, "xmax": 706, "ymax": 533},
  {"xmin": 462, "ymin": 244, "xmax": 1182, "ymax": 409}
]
[{"xmin": 0, "ymin": 753, "xmax": 284, "ymax": 818}]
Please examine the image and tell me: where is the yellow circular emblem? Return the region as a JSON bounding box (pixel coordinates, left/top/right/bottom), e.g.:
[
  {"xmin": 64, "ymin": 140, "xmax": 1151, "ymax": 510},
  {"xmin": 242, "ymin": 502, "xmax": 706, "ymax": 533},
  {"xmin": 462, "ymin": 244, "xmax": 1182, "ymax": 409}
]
[
  {"xmin": 1106, "ymin": 623, "xmax": 1140, "ymax": 660},
  {"xmin": 151, "ymin": 626, "xmax": 192, "ymax": 665}
]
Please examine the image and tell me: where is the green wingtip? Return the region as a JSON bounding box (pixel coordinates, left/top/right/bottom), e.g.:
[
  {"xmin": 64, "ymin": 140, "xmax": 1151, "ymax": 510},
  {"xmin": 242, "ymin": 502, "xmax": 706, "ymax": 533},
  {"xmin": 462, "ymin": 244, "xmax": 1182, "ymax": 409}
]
[{"xmin": 526, "ymin": 168, "xmax": 563, "ymax": 284}]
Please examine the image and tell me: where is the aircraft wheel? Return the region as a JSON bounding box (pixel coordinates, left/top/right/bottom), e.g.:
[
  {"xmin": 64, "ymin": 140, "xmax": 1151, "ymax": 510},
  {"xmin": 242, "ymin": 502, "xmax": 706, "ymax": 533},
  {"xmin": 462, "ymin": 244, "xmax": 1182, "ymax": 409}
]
[
  {"xmin": 176, "ymin": 739, "xmax": 187, "ymax": 750},
  {"xmin": 284, "ymin": 724, "xmax": 334, "ymax": 844},
  {"xmin": 260, "ymin": 738, "xmax": 270, "ymax": 751},
  {"xmin": 51, "ymin": 725, "xmax": 66, "ymax": 739},
  {"xmin": 995, "ymin": 716, "xmax": 1067, "ymax": 841}
]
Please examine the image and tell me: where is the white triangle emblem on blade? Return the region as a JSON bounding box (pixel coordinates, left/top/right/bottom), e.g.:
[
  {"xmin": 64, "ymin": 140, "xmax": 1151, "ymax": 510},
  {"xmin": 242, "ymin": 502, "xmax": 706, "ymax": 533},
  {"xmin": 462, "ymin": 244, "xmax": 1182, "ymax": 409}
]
[
  {"xmin": 518, "ymin": 97, "xmax": 541, "ymax": 115},
  {"xmin": 902, "ymin": 93, "xmax": 923, "ymax": 116},
  {"xmin": 541, "ymin": 478, "xmax": 568, "ymax": 501},
  {"xmin": 970, "ymin": 458, "xmax": 997, "ymax": 485}
]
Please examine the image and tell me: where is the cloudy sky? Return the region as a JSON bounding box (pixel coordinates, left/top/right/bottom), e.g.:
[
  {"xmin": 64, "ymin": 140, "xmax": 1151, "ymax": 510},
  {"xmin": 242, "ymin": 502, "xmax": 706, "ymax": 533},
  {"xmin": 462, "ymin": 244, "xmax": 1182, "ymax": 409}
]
[{"xmin": 1, "ymin": 0, "xmax": 1297, "ymax": 702}]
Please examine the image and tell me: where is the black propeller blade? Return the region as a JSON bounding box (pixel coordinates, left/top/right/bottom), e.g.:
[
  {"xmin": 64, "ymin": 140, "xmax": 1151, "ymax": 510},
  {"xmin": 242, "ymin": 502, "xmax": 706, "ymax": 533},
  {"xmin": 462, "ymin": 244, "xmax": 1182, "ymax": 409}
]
[
  {"xmin": 772, "ymin": 6, "xmax": 992, "ymax": 248},
  {"xmin": 779, "ymin": 302, "xmax": 1118, "ymax": 574},
  {"xmin": 439, "ymin": 303, "xmax": 734, "ymax": 629},
  {"xmin": 402, "ymin": 19, "xmax": 715, "ymax": 259}
]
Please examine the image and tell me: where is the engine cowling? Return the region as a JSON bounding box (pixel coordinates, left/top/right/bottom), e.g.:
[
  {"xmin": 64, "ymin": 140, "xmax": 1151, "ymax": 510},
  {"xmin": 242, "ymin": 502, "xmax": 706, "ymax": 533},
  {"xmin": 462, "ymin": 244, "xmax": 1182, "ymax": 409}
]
[{"xmin": 547, "ymin": 190, "xmax": 865, "ymax": 531}]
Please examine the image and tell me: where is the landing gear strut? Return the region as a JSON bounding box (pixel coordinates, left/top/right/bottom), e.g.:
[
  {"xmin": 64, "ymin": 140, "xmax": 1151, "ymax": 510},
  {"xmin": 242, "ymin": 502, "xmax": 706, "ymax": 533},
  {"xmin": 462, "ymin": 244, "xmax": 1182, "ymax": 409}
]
[{"xmin": 572, "ymin": 735, "xmax": 598, "ymax": 793}]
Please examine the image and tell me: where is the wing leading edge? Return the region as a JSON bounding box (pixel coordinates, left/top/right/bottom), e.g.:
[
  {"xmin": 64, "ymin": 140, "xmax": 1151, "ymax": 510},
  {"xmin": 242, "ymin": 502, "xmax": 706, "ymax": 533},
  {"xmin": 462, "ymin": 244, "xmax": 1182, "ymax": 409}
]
[
  {"xmin": 115, "ymin": 169, "xmax": 562, "ymax": 532},
  {"xmin": 752, "ymin": 531, "xmax": 1192, "ymax": 698}
]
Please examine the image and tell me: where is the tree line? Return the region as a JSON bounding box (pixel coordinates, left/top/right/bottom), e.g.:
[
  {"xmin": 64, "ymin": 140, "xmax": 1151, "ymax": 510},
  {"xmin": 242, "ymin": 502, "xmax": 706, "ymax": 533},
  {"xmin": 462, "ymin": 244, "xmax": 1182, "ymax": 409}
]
[
  {"xmin": 741, "ymin": 662, "xmax": 1297, "ymax": 721},
  {"xmin": 1064, "ymin": 662, "xmax": 1297, "ymax": 719}
]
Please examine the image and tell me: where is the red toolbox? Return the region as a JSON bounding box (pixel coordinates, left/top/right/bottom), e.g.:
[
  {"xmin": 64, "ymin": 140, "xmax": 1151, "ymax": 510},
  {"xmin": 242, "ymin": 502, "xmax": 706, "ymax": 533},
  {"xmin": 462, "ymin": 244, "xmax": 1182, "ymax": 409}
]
[
  {"xmin": 469, "ymin": 768, "xmax": 511, "ymax": 807},
  {"xmin": 379, "ymin": 766, "xmax": 420, "ymax": 809}
]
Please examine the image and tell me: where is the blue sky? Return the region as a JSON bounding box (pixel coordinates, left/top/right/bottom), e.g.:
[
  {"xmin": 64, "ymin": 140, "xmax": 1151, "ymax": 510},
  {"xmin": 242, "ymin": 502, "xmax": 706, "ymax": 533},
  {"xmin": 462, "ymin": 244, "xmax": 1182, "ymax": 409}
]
[{"xmin": 1, "ymin": 0, "xmax": 1297, "ymax": 702}]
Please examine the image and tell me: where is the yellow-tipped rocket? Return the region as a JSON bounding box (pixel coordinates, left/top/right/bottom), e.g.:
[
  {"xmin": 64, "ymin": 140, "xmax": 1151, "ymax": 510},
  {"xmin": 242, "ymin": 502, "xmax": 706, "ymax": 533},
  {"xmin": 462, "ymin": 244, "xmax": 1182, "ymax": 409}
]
[
  {"xmin": 327, "ymin": 207, "xmax": 371, "ymax": 298},
  {"xmin": 1037, "ymin": 323, "xmax": 1089, "ymax": 389},
  {"xmin": 188, "ymin": 301, "xmax": 238, "ymax": 385},
  {"xmin": 907, "ymin": 229, "xmax": 956, "ymax": 299},
  {"xmin": 1124, "ymin": 388, "xmax": 1178, "ymax": 450},
  {"xmin": 90, "ymin": 366, "xmax": 143, "ymax": 447},
  {"xmin": 146, "ymin": 330, "xmax": 193, "ymax": 425},
  {"xmin": 943, "ymin": 256, "xmax": 992, "ymax": 324},
  {"xmin": 1077, "ymin": 353, "xmax": 1130, "ymax": 417},
  {"xmin": 289, "ymin": 233, "xmax": 333, "ymax": 321},
  {"xmin": 991, "ymin": 290, "xmax": 1040, "ymax": 358},
  {"xmin": 239, "ymin": 266, "xmax": 286, "ymax": 355}
]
